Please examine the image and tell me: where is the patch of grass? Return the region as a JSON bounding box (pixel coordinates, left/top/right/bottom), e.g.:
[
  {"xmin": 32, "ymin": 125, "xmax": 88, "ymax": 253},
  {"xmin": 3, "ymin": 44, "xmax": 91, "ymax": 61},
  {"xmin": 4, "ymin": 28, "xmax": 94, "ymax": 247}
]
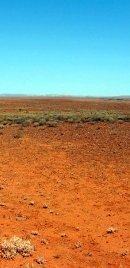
[
  {"xmin": 38, "ymin": 118, "xmax": 47, "ymax": 126},
  {"xmin": 0, "ymin": 236, "xmax": 34, "ymax": 259},
  {"xmin": 0, "ymin": 110, "xmax": 129, "ymax": 126}
]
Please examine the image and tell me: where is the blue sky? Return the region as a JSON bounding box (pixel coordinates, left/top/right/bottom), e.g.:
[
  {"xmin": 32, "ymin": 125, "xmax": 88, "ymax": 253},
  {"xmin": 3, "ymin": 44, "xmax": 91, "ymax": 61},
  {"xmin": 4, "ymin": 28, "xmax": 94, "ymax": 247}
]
[{"xmin": 0, "ymin": 0, "xmax": 129, "ymax": 96}]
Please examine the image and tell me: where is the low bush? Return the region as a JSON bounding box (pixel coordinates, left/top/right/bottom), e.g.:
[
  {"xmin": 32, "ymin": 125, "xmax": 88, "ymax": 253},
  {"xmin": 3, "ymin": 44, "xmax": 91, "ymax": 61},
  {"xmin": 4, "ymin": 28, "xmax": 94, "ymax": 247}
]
[
  {"xmin": 0, "ymin": 236, "xmax": 34, "ymax": 259},
  {"xmin": 0, "ymin": 110, "xmax": 129, "ymax": 126}
]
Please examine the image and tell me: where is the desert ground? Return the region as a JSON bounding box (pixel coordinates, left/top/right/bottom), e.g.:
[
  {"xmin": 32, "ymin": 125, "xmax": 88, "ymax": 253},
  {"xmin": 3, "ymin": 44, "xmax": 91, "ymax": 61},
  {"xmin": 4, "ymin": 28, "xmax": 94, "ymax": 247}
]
[{"xmin": 0, "ymin": 98, "xmax": 130, "ymax": 268}]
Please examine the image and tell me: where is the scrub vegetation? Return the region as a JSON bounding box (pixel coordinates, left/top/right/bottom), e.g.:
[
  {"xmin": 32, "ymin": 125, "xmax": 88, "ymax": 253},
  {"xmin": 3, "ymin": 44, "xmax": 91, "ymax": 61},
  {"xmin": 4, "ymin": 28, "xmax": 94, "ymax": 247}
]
[{"xmin": 0, "ymin": 110, "xmax": 130, "ymax": 127}]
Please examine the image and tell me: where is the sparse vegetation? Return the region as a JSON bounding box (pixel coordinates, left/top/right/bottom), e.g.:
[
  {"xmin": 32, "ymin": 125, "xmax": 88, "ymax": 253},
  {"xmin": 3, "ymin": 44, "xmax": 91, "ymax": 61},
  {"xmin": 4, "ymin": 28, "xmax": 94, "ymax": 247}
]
[
  {"xmin": 0, "ymin": 236, "xmax": 34, "ymax": 259},
  {"xmin": 0, "ymin": 110, "xmax": 129, "ymax": 126}
]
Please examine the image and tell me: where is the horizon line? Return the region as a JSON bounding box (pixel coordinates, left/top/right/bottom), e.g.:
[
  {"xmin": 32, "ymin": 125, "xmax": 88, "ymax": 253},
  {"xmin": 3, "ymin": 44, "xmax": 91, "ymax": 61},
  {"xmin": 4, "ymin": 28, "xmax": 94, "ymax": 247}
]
[{"xmin": 0, "ymin": 93, "xmax": 130, "ymax": 99}]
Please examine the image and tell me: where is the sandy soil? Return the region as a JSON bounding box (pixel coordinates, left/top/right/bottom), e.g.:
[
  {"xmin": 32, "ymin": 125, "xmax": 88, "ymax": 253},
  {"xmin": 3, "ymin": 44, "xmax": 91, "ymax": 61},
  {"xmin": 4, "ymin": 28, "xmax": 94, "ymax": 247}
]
[
  {"xmin": 0, "ymin": 97, "xmax": 130, "ymax": 113},
  {"xmin": 0, "ymin": 98, "xmax": 130, "ymax": 267}
]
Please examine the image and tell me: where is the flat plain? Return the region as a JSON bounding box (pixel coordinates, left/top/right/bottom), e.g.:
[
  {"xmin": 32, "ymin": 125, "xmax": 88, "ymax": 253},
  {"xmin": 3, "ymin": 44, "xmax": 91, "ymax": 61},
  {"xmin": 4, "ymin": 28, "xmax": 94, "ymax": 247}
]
[{"xmin": 0, "ymin": 98, "xmax": 130, "ymax": 268}]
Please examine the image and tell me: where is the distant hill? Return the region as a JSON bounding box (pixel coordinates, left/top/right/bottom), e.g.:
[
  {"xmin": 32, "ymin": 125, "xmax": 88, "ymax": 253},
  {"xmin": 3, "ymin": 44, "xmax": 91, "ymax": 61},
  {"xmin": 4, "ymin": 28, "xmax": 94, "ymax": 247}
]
[{"xmin": 0, "ymin": 94, "xmax": 130, "ymax": 100}]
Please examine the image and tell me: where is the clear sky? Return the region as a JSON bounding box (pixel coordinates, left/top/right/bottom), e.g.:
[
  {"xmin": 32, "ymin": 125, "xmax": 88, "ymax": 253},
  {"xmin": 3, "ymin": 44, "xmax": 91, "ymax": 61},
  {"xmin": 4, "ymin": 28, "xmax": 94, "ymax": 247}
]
[{"xmin": 0, "ymin": 0, "xmax": 129, "ymax": 97}]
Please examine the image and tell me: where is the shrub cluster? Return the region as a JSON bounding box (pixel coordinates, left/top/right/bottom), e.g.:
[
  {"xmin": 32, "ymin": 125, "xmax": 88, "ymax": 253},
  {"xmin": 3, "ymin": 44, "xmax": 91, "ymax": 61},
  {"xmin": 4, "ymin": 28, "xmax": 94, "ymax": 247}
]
[
  {"xmin": 0, "ymin": 110, "xmax": 129, "ymax": 126},
  {"xmin": 0, "ymin": 236, "xmax": 34, "ymax": 259}
]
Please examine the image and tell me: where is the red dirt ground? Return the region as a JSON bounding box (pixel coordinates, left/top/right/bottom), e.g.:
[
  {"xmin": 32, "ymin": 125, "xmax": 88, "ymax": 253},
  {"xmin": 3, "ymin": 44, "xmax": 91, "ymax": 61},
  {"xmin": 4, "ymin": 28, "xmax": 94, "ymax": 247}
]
[
  {"xmin": 0, "ymin": 97, "xmax": 130, "ymax": 113},
  {"xmin": 0, "ymin": 98, "xmax": 130, "ymax": 268}
]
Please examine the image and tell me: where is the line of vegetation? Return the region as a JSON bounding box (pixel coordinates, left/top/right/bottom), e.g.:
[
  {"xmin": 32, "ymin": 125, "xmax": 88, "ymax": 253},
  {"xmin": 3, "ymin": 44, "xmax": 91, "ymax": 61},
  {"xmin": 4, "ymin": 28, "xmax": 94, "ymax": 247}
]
[{"xmin": 0, "ymin": 110, "xmax": 130, "ymax": 127}]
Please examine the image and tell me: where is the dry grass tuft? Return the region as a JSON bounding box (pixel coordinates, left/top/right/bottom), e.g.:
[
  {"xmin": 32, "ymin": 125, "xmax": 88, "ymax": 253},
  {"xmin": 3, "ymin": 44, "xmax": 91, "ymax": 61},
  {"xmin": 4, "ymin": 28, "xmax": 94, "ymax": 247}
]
[{"xmin": 0, "ymin": 236, "xmax": 34, "ymax": 259}]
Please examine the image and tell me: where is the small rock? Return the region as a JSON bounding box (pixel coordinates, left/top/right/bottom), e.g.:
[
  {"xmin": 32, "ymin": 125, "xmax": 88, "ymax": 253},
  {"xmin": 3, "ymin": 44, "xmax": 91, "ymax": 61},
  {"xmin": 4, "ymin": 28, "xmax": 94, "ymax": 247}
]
[
  {"xmin": 31, "ymin": 230, "xmax": 39, "ymax": 236},
  {"xmin": 75, "ymin": 226, "xmax": 80, "ymax": 231},
  {"xmin": 29, "ymin": 201, "xmax": 35, "ymax": 206},
  {"xmin": 85, "ymin": 252, "xmax": 93, "ymax": 257},
  {"xmin": 43, "ymin": 204, "xmax": 48, "ymax": 208},
  {"xmin": 16, "ymin": 212, "xmax": 23, "ymax": 217},
  {"xmin": 23, "ymin": 197, "xmax": 28, "ymax": 200},
  {"xmin": 106, "ymin": 227, "xmax": 118, "ymax": 234},
  {"xmin": 0, "ymin": 203, "xmax": 6, "ymax": 207},
  {"xmin": 61, "ymin": 233, "xmax": 67, "ymax": 237},
  {"xmin": 55, "ymin": 212, "xmax": 59, "ymax": 215},
  {"xmin": 15, "ymin": 212, "xmax": 27, "ymax": 221},
  {"xmin": 41, "ymin": 239, "xmax": 48, "ymax": 245},
  {"xmin": 49, "ymin": 210, "xmax": 54, "ymax": 213},
  {"xmin": 106, "ymin": 213, "xmax": 111, "ymax": 217},
  {"xmin": 35, "ymin": 256, "xmax": 45, "ymax": 264},
  {"xmin": 40, "ymin": 193, "xmax": 44, "ymax": 197},
  {"xmin": 121, "ymin": 249, "xmax": 129, "ymax": 256},
  {"xmin": 53, "ymin": 254, "xmax": 60, "ymax": 259},
  {"xmin": 16, "ymin": 215, "xmax": 26, "ymax": 221},
  {"xmin": 0, "ymin": 185, "xmax": 4, "ymax": 190},
  {"xmin": 74, "ymin": 241, "xmax": 82, "ymax": 248}
]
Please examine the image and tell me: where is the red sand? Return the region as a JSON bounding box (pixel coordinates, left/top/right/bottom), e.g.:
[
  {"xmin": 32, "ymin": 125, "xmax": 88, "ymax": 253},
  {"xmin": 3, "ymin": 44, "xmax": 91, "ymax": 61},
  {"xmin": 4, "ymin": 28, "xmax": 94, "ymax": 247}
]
[{"xmin": 0, "ymin": 98, "xmax": 130, "ymax": 268}]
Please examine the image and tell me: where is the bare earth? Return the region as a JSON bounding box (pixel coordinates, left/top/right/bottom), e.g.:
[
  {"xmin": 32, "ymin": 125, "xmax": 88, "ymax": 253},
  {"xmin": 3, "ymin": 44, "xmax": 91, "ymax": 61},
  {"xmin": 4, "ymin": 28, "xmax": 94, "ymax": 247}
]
[{"xmin": 0, "ymin": 98, "xmax": 130, "ymax": 268}]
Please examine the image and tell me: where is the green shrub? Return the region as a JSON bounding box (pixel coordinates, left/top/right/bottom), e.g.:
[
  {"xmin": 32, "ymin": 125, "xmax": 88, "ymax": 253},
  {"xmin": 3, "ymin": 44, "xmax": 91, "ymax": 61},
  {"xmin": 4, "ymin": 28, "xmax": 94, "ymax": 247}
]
[{"xmin": 0, "ymin": 110, "xmax": 129, "ymax": 126}]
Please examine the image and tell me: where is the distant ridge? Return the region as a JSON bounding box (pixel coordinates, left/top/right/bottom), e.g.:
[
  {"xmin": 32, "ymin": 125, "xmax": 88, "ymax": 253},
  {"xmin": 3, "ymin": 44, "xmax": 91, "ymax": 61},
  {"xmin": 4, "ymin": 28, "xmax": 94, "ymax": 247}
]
[
  {"xmin": 0, "ymin": 94, "xmax": 27, "ymax": 97},
  {"xmin": 0, "ymin": 94, "xmax": 130, "ymax": 100}
]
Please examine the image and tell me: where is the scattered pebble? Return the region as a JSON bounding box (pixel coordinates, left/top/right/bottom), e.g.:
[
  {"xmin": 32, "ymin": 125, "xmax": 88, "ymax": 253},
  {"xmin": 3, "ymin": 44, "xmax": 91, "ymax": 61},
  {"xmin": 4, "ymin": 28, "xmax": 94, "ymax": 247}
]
[
  {"xmin": 106, "ymin": 227, "xmax": 118, "ymax": 234},
  {"xmin": 61, "ymin": 233, "xmax": 67, "ymax": 237},
  {"xmin": 41, "ymin": 239, "xmax": 48, "ymax": 245},
  {"xmin": 0, "ymin": 203, "xmax": 6, "ymax": 207},
  {"xmin": 121, "ymin": 249, "xmax": 129, "ymax": 257},
  {"xmin": 31, "ymin": 230, "xmax": 39, "ymax": 236},
  {"xmin": 29, "ymin": 201, "xmax": 35, "ymax": 206},
  {"xmin": 74, "ymin": 241, "xmax": 82, "ymax": 248},
  {"xmin": 53, "ymin": 254, "xmax": 60, "ymax": 259},
  {"xmin": 106, "ymin": 213, "xmax": 111, "ymax": 217},
  {"xmin": 40, "ymin": 193, "xmax": 44, "ymax": 197},
  {"xmin": 17, "ymin": 213, "xmax": 28, "ymax": 221},
  {"xmin": 16, "ymin": 215, "xmax": 27, "ymax": 221},
  {"xmin": 75, "ymin": 226, "xmax": 80, "ymax": 231},
  {"xmin": 43, "ymin": 204, "xmax": 48, "ymax": 208},
  {"xmin": 49, "ymin": 210, "xmax": 54, "ymax": 213},
  {"xmin": 16, "ymin": 212, "xmax": 23, "ymax": 217},
  {"xmin": 84, "ymin": 252, "xmax": 93, "ymax": 257},
  {"xmin": 55, "ymin": 212, "xmax": 59, "ymax": 215},
  {"xmin": 35, "ymin": 256, "xmax": 46, "ymax": 264},
  {"xmin": 23, "ymin": 197, "xmax": 28, "ymax": 200}
]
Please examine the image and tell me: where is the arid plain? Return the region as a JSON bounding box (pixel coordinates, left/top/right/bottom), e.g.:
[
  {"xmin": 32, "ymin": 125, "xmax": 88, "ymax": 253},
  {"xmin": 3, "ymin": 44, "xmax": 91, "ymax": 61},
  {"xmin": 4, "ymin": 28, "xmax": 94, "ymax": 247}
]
[{"xmin": 0, "ymin": 98, "xmax": 130, "ymax": 268}]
